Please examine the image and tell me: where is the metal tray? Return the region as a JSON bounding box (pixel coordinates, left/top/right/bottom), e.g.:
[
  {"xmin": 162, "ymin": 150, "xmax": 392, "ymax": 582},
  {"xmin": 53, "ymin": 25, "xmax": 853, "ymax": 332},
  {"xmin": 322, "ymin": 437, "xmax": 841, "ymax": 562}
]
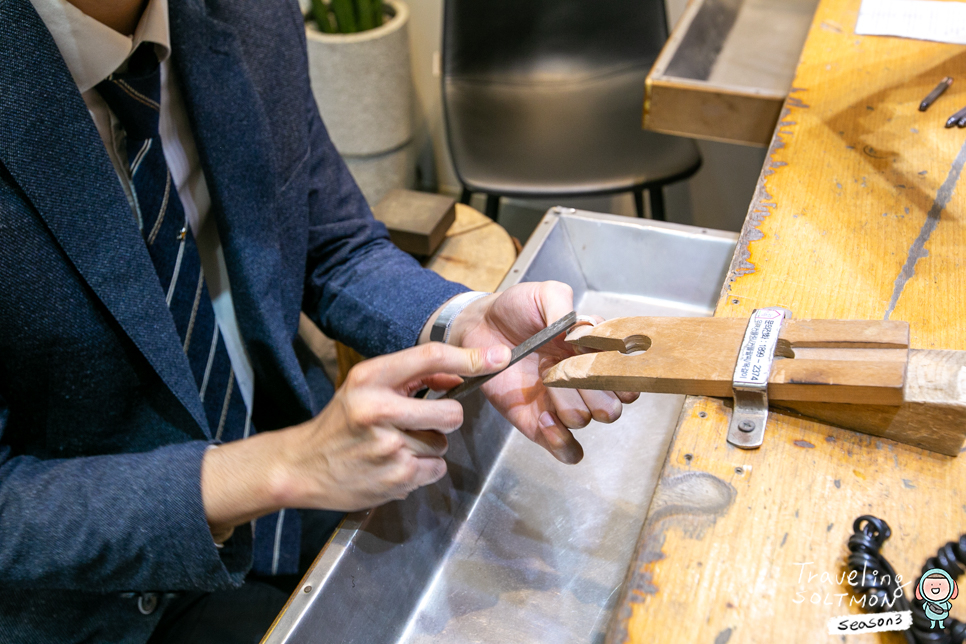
[{"xmin": 264, "ymin": 209, "xmax": 737, "ymax": 644}]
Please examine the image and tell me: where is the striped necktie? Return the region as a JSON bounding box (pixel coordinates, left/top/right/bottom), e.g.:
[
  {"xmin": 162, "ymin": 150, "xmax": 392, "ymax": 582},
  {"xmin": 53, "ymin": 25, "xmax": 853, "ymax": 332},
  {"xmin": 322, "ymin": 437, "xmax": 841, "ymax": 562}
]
[{"xmin": 97, "ymin": 44, "xmax": 299, "ymax": 576}]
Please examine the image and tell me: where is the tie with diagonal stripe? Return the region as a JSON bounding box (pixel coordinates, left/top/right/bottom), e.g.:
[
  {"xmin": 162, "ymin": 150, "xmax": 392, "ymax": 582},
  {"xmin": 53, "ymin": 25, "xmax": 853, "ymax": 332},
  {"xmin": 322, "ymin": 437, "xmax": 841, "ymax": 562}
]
[{"xmin": 97, "ymin": 44, "xmax": 299, "ymax": 576}]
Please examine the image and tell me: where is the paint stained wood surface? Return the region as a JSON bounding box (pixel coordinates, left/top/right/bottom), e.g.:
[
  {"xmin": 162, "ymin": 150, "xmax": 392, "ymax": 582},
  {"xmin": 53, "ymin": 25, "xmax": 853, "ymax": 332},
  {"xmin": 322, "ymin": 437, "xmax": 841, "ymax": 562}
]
[{"xmin": 611, "ymin": 0, "xmax": 966, "ymax": 641}]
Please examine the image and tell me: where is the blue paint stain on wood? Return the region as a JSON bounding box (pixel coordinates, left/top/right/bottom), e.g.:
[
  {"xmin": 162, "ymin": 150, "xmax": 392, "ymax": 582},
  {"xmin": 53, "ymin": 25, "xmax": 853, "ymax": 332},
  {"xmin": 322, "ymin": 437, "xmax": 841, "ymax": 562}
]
[{"xmin": 885, "ymin": 139, "xmax": 966, "ymax": 319}]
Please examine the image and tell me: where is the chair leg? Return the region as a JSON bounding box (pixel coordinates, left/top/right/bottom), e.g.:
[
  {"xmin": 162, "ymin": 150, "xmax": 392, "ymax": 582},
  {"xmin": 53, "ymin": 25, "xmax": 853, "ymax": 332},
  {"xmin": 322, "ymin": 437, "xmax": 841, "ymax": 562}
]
[
  {"xmin": 633, "ymin": 189, "xmax": 645, "ymax": 218},
  {"xmin": 484, "ymin": 194, "xmax": 500, "ymax": 221},
  {"xmin": 648, "ymin": 186, "xmax": 666, "ymax": 221},
  {"xmin": 459, "ymin": 187, "xmax": 472, "ymax": 205}
]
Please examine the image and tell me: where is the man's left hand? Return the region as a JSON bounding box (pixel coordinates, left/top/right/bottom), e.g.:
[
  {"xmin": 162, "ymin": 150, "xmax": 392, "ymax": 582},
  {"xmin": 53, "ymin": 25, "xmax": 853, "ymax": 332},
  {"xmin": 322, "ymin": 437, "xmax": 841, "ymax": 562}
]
[{"xmin": 444, "ymin": 282, "xmax": 639, "ymax": 464}]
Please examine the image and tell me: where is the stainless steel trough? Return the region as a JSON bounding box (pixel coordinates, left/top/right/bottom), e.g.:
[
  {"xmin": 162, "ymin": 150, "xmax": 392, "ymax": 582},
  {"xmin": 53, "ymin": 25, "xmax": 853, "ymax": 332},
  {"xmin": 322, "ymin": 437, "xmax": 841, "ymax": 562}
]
[{"xmin": 264, "ymin": 208, "xmax": 737, "ymax": 644}]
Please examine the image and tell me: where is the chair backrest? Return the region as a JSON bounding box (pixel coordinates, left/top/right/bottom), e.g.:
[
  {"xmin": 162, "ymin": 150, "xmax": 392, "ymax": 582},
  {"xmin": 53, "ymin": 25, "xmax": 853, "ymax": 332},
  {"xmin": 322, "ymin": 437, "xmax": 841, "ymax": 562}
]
[{"xmin": 442, "ymin": 0, "xmax": 669, "ymax": 81}]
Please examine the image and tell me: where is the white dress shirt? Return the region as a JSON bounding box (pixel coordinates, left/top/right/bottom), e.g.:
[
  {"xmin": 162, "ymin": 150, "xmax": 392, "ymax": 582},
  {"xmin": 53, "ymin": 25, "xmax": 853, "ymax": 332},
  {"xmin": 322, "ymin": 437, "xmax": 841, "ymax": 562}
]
[{"xmin": 29, "ymin": 0, "xmax": 255, "ymax": 416}]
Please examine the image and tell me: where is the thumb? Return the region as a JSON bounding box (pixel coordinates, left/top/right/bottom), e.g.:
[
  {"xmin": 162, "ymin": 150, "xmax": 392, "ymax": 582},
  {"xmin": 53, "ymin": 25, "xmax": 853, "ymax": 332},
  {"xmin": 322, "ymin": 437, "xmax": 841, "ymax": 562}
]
[{"xmin": 375, "ymin": 343, "xmax": 511, "ymax": 388}]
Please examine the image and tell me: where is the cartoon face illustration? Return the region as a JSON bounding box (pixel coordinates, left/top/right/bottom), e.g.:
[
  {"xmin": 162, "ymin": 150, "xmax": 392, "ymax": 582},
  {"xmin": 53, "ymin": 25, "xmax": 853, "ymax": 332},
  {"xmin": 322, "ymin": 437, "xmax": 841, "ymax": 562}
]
[
  {"xmin": 923, "ymin": 576, "xmax": 953, "ymax": 601},
  {"xmin": 916, "ymin": 568, "xmax": 960, "ymax": 630}
]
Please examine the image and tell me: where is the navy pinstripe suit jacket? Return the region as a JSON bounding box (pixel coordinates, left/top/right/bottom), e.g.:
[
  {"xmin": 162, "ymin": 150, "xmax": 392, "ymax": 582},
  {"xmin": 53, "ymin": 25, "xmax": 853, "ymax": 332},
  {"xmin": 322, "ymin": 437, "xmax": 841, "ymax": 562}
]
[{"xmin": 0, "ymin": 0, "xmax": 466, "ymax": 640}]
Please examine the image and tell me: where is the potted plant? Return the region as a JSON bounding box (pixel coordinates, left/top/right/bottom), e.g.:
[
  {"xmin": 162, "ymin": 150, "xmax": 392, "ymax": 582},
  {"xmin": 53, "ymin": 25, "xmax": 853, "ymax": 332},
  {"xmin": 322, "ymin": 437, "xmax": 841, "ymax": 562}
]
[{"xmin": 305, "ymin": 0, "xmax": 415, "ymax": 205}]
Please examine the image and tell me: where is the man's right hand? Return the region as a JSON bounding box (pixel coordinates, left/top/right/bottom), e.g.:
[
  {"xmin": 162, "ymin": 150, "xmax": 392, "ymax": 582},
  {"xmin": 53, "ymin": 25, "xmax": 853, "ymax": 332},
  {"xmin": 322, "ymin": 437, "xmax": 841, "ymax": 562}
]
[{"xmin": 200, "ymin": 343, "xmax": 511, "ymax": 537}]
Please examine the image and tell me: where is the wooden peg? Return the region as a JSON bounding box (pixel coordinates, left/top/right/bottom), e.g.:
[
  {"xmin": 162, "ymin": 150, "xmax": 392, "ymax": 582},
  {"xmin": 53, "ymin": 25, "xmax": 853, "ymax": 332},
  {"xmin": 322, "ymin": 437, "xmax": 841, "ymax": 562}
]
[
  {"xmin": 544, "ymin": 317, "xmax": 909, "ymax": 405},
  {"xmin": 544, "ymin": 316, "xmax": 966, "ymax": 455},
  {"xmin": 774, "ymin": 349, "xmax": 966, "ymax": 456}
]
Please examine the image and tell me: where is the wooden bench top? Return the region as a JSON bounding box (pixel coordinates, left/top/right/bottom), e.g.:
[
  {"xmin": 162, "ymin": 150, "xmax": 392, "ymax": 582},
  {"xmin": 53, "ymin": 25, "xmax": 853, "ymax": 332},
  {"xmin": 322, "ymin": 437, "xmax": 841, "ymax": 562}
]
[{"xmin": 611, "ymin": 0, "xmax": 966, "ymax": 641}]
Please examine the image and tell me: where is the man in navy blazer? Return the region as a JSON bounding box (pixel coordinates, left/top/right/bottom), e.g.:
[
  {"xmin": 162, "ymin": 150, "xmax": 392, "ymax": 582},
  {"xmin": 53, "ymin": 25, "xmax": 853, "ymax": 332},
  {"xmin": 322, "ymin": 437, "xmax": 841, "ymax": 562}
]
[{"xmin": 0, "ymin": 0, "xmax": 636, "ymax": 641}]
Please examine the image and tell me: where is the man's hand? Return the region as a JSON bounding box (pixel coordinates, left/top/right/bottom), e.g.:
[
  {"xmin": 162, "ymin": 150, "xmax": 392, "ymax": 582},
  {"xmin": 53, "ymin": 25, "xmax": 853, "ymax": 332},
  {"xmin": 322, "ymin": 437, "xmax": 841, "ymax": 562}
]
[
  {"xmin": 200, "ymin": 343, "xmax": 510, "ymax": 536},
  {"xmin": 444, "ymin": 281, "xmax": 640, "ymax": 465}
]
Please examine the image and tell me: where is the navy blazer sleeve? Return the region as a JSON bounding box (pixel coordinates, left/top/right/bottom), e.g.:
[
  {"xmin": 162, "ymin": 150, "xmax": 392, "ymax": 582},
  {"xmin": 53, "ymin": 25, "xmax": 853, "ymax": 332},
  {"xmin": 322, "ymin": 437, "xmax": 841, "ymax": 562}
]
[
  {"xmin": 0, "ymin": 405, "xmax": 248, "ymax": 592},
  {"xmin": 298, "ymin": 40, "xmax": 467, "ymax": 357}
]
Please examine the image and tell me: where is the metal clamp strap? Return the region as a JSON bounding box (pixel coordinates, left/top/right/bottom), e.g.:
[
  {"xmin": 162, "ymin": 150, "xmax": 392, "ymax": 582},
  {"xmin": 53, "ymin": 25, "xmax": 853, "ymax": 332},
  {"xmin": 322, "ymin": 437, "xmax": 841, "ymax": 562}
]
[{"xmin": 727, "ymin": 307, "xmax": 790, "ymax": 449}]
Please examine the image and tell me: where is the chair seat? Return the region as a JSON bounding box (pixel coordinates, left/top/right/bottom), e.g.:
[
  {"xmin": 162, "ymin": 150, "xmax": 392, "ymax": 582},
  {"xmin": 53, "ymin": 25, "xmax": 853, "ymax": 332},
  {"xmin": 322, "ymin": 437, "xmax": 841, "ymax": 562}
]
[{"xmin": 444, "ymin": 67, "xmax": 701, "ymax": 197}]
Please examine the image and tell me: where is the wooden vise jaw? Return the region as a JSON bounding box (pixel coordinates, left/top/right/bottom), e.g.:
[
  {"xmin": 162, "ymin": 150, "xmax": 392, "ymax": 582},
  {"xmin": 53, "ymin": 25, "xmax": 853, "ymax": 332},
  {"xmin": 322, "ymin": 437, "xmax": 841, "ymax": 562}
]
[{"xmin": 543, "ymin": 316, "xmax": 966, "ymax": 456}]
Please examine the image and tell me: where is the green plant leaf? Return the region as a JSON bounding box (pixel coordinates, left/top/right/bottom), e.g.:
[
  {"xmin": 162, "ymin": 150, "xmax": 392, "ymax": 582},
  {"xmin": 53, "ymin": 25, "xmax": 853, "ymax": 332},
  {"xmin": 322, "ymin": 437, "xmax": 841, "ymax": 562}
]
[
  {"xmin": 309, "ymin": 0, "xmax": 334, "ymax": 32},
  {"xmin": 371, "ymin": 0, "xmax": 383, "ymax": 27},
  {"xmin": 356, "ymin": 0, "xmax": 374, "ymax": 31},
  {"xmin": 331, "ymin": 0, "xmax": 357, "ymax": 32}
]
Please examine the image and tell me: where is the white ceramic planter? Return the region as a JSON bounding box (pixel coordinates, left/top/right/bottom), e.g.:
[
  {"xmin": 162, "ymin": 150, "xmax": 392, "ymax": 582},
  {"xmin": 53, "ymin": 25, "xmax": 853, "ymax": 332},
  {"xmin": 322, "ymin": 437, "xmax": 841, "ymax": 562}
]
[{"xmin": 306, "ymin": 1, "xmax": 414, "ymax": 204}]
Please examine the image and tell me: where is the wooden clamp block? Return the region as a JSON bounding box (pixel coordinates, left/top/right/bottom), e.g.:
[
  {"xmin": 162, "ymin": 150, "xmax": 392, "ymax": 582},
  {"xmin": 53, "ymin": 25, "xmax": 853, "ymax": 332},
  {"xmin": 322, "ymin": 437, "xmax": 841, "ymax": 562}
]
[
  {"xmin": 543, "ymin": 317, "xmax": 966, "ymax": 455},
  {"xmin": 372, "ymin": 189, "xmax": 456, "ymax": 257}
]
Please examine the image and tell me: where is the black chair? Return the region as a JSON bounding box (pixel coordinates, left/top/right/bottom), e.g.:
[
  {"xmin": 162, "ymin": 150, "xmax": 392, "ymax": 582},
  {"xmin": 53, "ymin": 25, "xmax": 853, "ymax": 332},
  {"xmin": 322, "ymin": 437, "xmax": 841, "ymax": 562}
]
[{"xmin": 441, "ymin": 0, "xmax": 702, "ymax": 221}]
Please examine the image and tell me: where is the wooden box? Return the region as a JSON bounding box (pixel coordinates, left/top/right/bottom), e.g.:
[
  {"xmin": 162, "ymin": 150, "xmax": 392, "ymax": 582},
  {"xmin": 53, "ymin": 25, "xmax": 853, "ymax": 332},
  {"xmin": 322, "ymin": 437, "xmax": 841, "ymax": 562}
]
[{"xmin": 646, "ymin": 0, "xmax": 819, "ymax": 146}]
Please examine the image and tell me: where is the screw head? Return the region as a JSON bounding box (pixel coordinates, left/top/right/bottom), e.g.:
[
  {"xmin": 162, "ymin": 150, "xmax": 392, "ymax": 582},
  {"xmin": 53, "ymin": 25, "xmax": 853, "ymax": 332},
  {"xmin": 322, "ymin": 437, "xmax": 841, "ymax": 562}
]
[
  {"xmin": 738, "ymin": 420, "xmax": 755, "ymax": 432},
  {"xmin": 303, "ymin": 585, "xmax": 313, "ymax": 594}
]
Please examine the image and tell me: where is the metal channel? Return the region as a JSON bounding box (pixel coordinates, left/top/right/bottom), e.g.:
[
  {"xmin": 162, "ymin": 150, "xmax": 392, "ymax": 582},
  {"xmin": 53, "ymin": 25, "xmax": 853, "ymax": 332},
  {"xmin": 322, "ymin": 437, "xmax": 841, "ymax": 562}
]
[{"xmin": 264, "ymin": 209, "xmax": 738, "ymax": 644}]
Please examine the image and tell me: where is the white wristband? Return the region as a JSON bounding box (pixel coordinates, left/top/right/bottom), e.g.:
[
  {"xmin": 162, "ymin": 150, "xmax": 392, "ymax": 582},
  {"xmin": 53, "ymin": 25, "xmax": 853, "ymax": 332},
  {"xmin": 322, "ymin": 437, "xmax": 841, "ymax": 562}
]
[{"xmin": 430, "ymin": 291, "xmax": 490, "ymax": 344}]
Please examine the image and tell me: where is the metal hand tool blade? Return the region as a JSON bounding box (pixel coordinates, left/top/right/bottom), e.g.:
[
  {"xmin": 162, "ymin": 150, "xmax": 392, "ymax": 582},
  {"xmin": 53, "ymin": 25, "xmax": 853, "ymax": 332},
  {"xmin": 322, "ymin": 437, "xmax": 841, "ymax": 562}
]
[{"xmin": 430, "ymin": 310, "xmax": 577, "ymax": 401}]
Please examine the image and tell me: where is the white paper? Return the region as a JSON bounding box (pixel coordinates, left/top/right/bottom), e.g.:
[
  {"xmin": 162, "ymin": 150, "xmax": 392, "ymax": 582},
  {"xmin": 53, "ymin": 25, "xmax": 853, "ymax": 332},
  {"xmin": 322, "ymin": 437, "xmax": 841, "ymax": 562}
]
[
  {"xmin": 732, "ymin": 308, "xmax": 784, "ymax": 387},
  {"xmin": 855, "ymin": 0, "xmax": 966, "ymax": 45},
  {"xmin": 827, "ymin": 611, "xmax": 913, "ymax": 635}
]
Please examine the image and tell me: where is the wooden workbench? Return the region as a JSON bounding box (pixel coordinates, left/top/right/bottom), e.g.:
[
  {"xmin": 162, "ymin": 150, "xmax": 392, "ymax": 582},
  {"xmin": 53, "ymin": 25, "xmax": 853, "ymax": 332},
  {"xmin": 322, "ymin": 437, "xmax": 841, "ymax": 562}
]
[{"xmin": 609, "ymin": 0, "xmax": 966, "ymax": 641}]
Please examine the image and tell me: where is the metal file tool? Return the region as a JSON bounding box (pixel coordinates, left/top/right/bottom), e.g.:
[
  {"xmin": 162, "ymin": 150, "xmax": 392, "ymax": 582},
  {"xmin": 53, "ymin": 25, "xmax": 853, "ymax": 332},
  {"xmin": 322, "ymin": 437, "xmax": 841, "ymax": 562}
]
[{"xmin": 428, "ymin": 310, "xmax": 578, "ymax": 401}]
